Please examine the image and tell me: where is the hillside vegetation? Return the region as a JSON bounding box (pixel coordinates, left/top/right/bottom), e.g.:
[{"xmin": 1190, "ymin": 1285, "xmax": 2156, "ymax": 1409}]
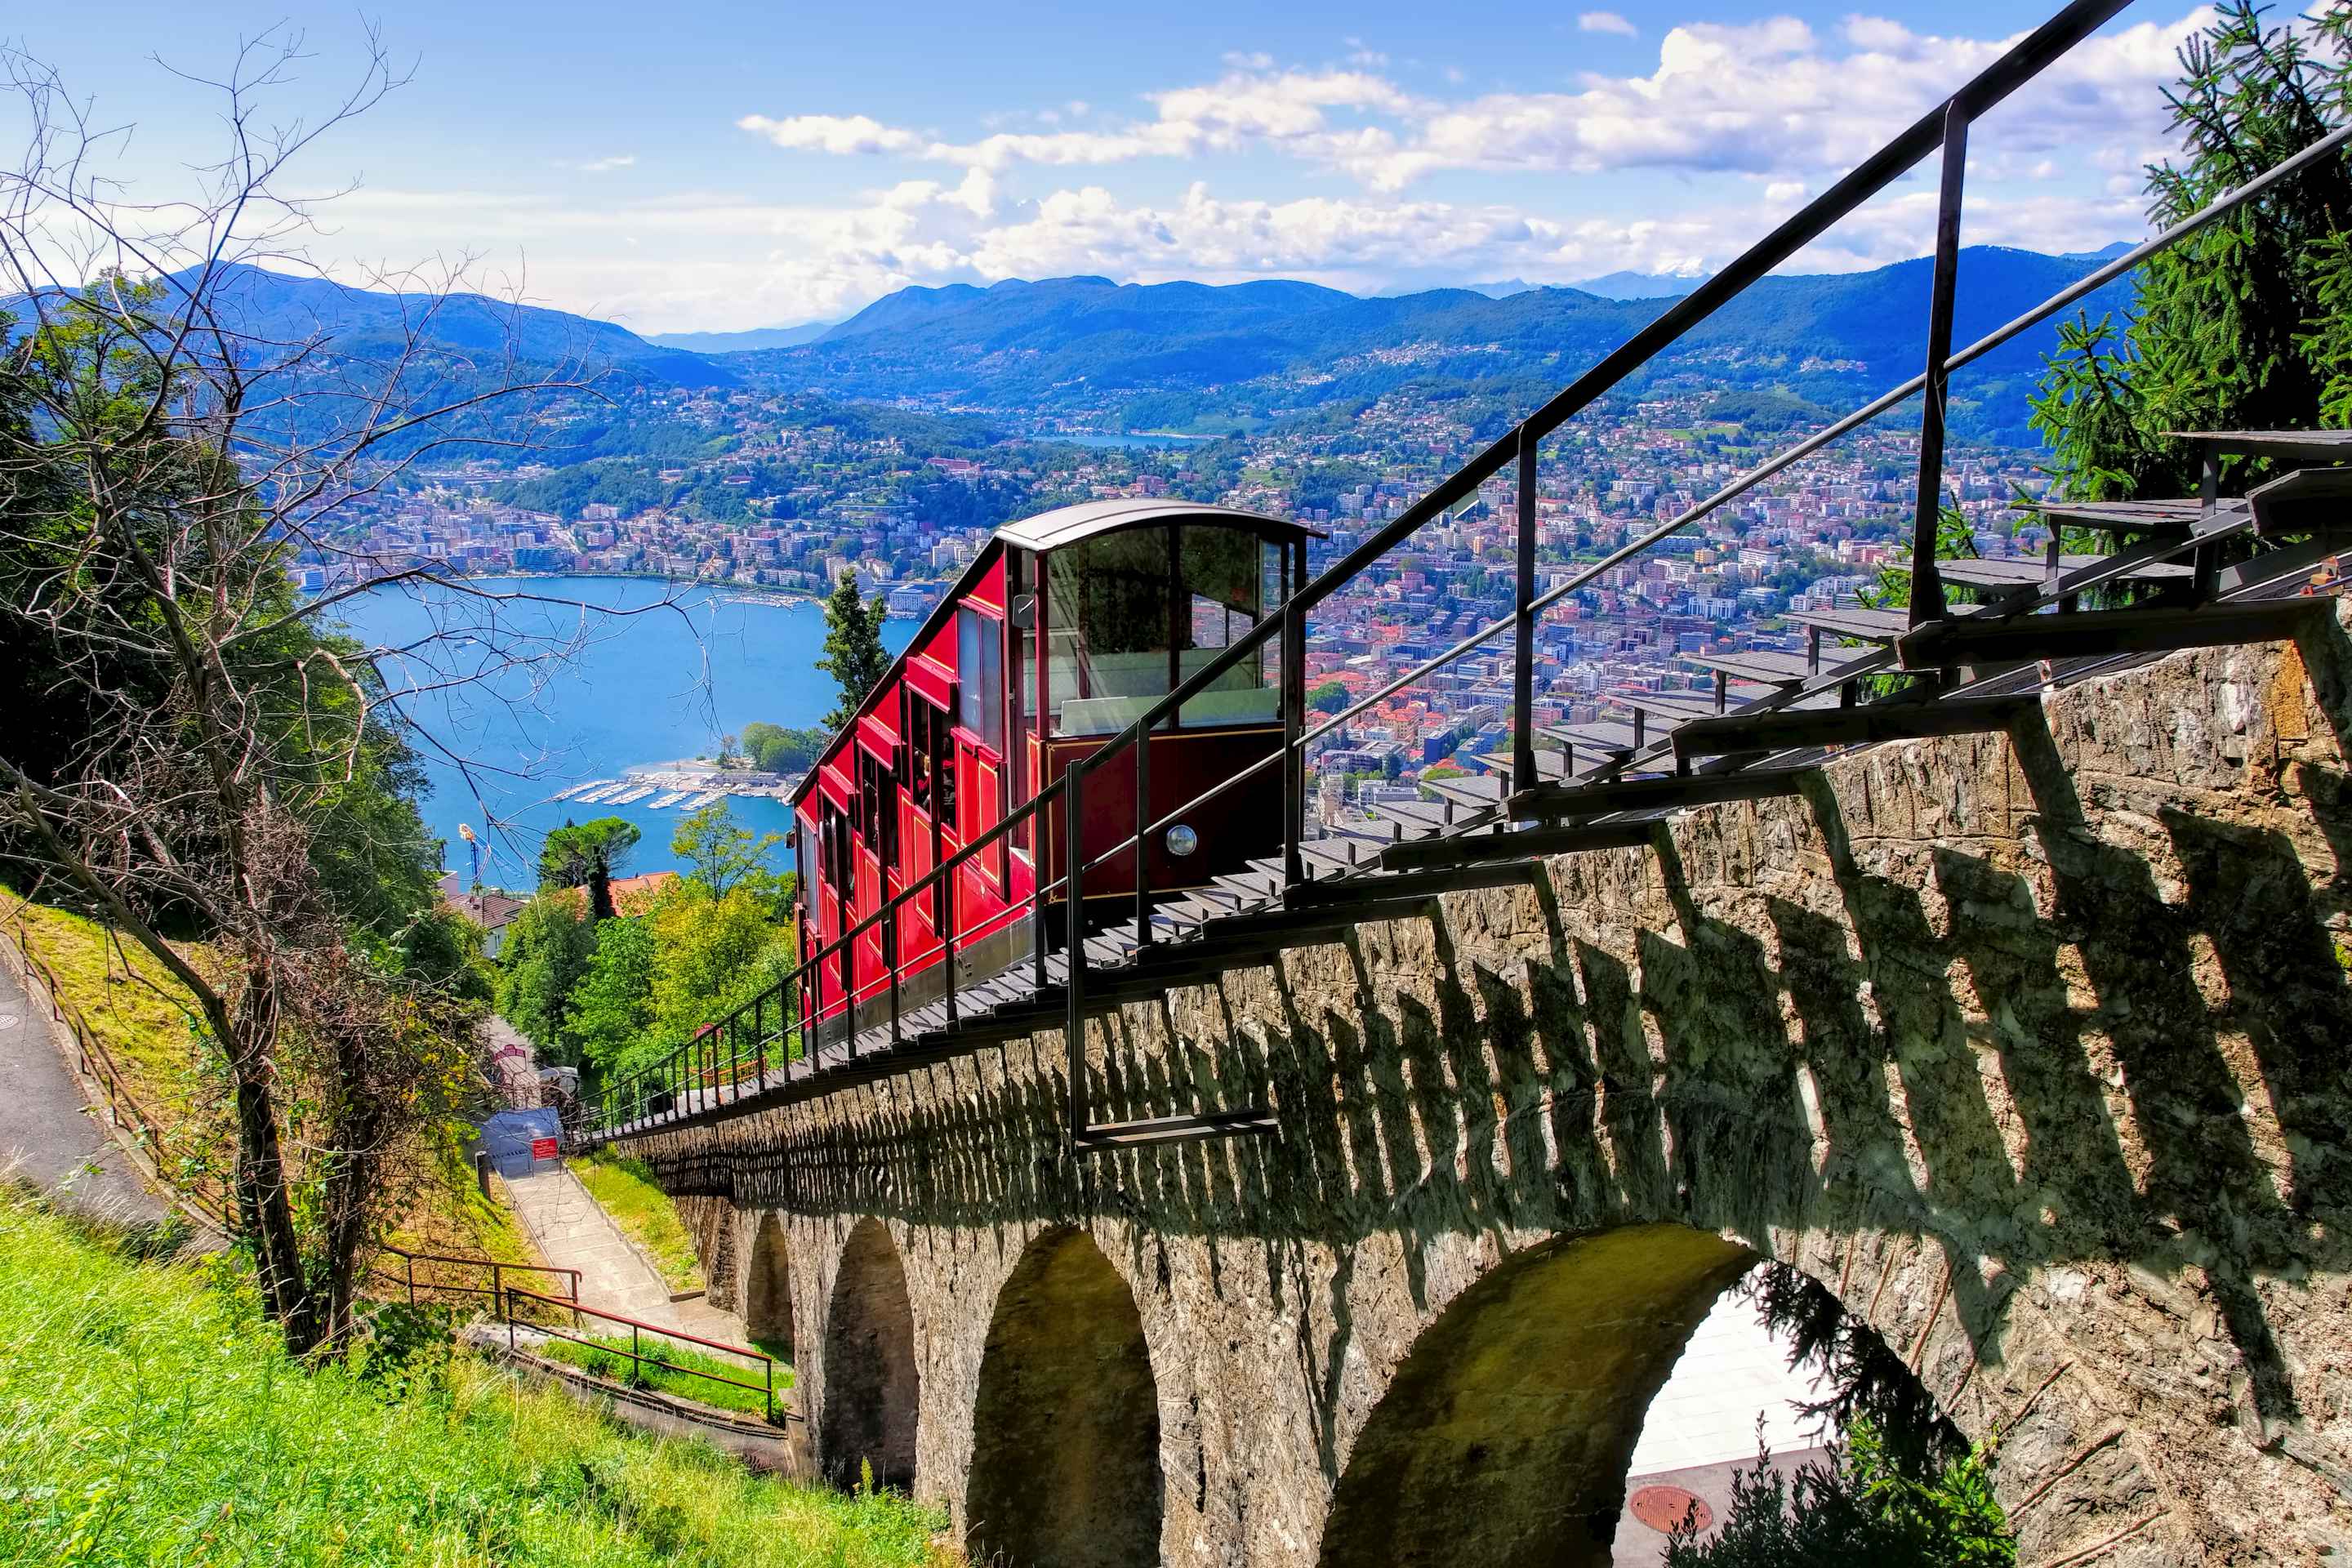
[
  {"xmin": 2, "ymin": 891, "xmax": 535, "ymax": 1269},
  {"xmin": 0, "ymin": 1192, "xmax": 947, "ymax": 1567}
]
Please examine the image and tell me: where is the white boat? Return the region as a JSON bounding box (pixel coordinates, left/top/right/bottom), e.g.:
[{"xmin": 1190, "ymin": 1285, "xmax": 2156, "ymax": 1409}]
[
  {"xmin": 552, "ymin": 778, "xmax": 612, "ymax": 802},
  {"xmin": 648, "ymin": 791, "xmax": 688, "ymax": 808},
  {"xmin": 684, "ymin": 789, "xmax": 723, "ymax": 808},
  {"xmin": 610, "ymin": 786, "xmax": 655, "ymax": 805}
]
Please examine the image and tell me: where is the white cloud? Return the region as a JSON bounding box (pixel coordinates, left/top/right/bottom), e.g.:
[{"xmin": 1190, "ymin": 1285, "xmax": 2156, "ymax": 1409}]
[
  {"xmin": 735, "ymin": 113, "xmax": 923, "ymax": 155},
  {"xmin": 736, "ymin": 11, "xmax": 2204, "ymax": 197},
  {"xmin": 299, "ymin": 11, "xmax": 2202, "ymax": 330},
  {"xmin": 572, "ymin": 154, "xmax": 636, "ymax": 174}
]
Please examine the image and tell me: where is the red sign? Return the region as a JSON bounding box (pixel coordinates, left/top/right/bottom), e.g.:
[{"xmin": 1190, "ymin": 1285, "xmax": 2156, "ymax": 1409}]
[{"xmin": 530, "ymin": 1137, "xmax": 559, "ymax": 1161}]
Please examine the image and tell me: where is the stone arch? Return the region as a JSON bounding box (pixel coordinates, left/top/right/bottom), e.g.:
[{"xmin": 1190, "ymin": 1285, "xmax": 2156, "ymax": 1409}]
[
  {"xmin": 1317, "ymin": 1223, "xmax": 1754, "ymax": 1568},
  {"xmin": 820, "ymin": 1217, "xmax": 919, "ymax": 1492},
  {"xmin": 964, "ymin": 1227, "xmax": 1163, "ymax": 1568},
  {"xmin": 743, "ymin": 1209, "xmax": 794, "ymax": 1357}
]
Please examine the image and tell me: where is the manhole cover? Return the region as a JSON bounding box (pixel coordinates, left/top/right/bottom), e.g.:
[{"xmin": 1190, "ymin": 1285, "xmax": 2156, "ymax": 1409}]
[{"xmin": 1628, "ymin": 1484, "xmax": 1712, "ymax": 1535}]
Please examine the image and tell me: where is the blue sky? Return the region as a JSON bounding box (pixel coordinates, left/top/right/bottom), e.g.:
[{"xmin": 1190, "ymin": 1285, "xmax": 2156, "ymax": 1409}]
[{"xmin": 6, "ymin": 2, "xmax": 2213, "ymax": 332}]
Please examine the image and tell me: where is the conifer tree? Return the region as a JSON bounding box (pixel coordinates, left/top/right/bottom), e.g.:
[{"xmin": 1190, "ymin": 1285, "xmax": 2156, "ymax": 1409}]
[
  {"xmin": 2033, "ymin": 2, "xmax": 2352, "ymax": 501},
  {"xmin": 816, "ymin": 570, "xmax": 892, "ymax": 733}
]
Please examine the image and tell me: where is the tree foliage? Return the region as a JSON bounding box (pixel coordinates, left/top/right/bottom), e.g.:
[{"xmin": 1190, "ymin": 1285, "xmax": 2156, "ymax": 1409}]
[
  {"xmin": 670, "ymin": 800, "xmax": 782, "ymax": 902},
  {"xmin": 559, "ymin": 914, "xmax": 657, "ymax": 1070},
  {"xmin": 537, "ymin": 817, "xmax": 639, "ymax": 921},
  {"xmin": 1744, "ymin": 1262, "xmax": 1965, "ymax": 1477},
  {"xmin": 737, "ymin": 720, "xmax": 828, "ymax": 775},
  {"xmin": 2032, "ymin": 2, "xmax": 2352, "ymax": 501},
  {"xmin": 496, "ymin": 893, "xmax": 593, "ymax": 1063},
  {"xmin": 1664, "ymin": 1419, "xmax": 2012, "ymax": 1568},
  {"xmin": 648, "ymin": 886, "xmax": 788, "ymax": 1055},
  {"xmin": 815, "ymin": 570, "xmax": 892, "ymax": 733}
]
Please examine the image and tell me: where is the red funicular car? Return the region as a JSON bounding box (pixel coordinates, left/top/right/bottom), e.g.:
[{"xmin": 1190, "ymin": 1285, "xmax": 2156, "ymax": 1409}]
[{"xmin": 790, "ymin": 499, "xmax": 1319, "ymax": 1045}]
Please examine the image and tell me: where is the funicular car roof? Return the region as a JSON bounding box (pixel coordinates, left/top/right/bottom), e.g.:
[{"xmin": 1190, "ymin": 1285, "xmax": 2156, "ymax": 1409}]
[{"xmin": 992, "ymin": 498, "xmax": 1323, "ymax": 554}]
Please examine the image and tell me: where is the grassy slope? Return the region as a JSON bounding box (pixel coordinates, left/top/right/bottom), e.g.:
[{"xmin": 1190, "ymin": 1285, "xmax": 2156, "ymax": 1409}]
[
  {"xmin": 3, "ymin": 893, "xmax": 541, "ymax": 1270},
  {"xmin": 0, "ymin": 1193, "xmax": 947, "ymax": 1566},
  {"xmin": 568, "ymin": 1147, "xmax": 706, "ymax": 1293},
  {"xmin": 3, "ymin": 894, "xmax": 207, "ymax": 1121}
]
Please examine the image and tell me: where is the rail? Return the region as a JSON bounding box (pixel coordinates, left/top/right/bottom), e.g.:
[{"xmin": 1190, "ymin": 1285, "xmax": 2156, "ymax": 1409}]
[
  {"xmin": 590, "ymin": 0, "xmax": 2352, "ymax": 1149},
  {"xmin": 501, "ymin": 1283, "xmax": 780, "ymax": 1425}
]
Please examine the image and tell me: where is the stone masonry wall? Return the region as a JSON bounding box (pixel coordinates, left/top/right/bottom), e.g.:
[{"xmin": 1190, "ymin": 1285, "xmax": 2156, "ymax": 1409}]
[{"xmin": 624, "ymin": 606, "xmax": 2352, "ymax": 1567}]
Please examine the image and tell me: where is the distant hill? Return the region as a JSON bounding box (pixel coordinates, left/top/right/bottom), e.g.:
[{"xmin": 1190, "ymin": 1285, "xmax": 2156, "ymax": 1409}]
[
  {"xmin": 2062, "ymin": 240, "xmax": 2140, "ymax": 262},
  {"xmin": 722, "ymin": 247, "xmax": 2136, "ymax": 445},
  {"xmin": 40, "ymin": 263, "xmax": 740, "ymax": 389},
  {"xmin": 1376, "ymin": 278, "xmax": 1534, "ymax": 300},
  {"xmin": 1571, "ymin": 270, "xmax": 1713, "ymax": 300},
  {"xmin": 645, "ymin": 322, "xmax": 835, "ymax": 353}
]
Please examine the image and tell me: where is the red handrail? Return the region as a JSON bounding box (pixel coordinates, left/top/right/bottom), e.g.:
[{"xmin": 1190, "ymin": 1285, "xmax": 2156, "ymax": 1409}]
[{"xmin": 501, "ymin": 1283, "xmax": 779, "ymax": 1424}]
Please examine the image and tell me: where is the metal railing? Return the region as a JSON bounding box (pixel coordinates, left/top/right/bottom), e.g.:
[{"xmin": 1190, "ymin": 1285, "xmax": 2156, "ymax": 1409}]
[
  {"xmin": 372, "ymin": 1244, "xmax": 581, "ymax": 1310},
  {"xmin": 501, "ymin": 1284, "xmax": 780, "ymax": 1425},
  {"xmin": 590, "ymin": 0, "xmax": 2352, "ymax": 1148},
  {"xmin": 593, "ymin": 768, "xmax": 1081, "ymax": 1130}
]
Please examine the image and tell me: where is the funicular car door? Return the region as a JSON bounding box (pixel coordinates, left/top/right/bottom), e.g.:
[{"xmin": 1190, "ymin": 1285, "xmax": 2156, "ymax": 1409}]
[
  {"xmin": 852, "ymin": 732, "xmax": 893, "ymax": 1002},
  {"xmin": 951, "ymin": 605, "xmax": 1008, "ymax": 942},
  {"xmin": 899, "ymin": 683, "xmax": 951, "ymax": 977},
  {"xmin": 816, "ymin": 793, "xmax": 853, "ymax": 1022}
]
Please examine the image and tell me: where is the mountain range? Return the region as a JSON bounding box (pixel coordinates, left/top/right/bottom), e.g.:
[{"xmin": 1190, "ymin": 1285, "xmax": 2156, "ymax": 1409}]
[
  {"xmin": 708, "ymin": 246, "xmax": 2132, "ymax": 443},
  {"xmin": 55, "ymin": 247, "xmax": 2142, "ymax": 448}
]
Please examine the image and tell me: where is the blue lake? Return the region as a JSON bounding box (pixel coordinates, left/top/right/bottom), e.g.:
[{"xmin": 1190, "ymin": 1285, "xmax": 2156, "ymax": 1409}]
[
  {"xmin": 336, "ymin": 576, "xmax": 914, "ymax": 886},
  {"xmin": 1055, "ymin": 432, "xmax": 1218, "ymax": 449}
]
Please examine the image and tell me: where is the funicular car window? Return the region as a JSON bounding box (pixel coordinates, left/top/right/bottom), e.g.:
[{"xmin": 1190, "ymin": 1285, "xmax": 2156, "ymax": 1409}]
[
  {"xmin": 906, "ymin": 697, "xmax": 932, "ymax": 808},
  {"xmin": 1178, "ymin": 525, "xmax": 1281, "ymax": 728},
  {"xmin": 957, "ymin": 609, "xmax": 1004, "ymax": 755},
  {"xmin": 1045, "ymin": 526, "xmax": 1171, "ymax": 737}
]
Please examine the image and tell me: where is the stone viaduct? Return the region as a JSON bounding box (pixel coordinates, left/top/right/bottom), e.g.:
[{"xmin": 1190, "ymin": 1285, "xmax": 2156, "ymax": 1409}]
[{"xmin": 618, "ymin": 612, "xmax": 2352, "ymax": 1568}]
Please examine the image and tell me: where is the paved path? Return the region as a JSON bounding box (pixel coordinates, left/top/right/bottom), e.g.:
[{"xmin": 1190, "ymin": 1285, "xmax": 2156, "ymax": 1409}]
[
  {"xmin": 506, "ymin": 1164, "xmax": 685, "ymax": 1325},
  {"xmin": 0, "ymin": 944, "xmax": 173, "ymax": 1228}
]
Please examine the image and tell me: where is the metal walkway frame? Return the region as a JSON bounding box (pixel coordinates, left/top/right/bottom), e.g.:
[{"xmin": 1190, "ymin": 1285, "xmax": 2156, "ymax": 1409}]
[{"xmin": 586, "ymin": 0, "xmax": 2352, "ymax": 1153}]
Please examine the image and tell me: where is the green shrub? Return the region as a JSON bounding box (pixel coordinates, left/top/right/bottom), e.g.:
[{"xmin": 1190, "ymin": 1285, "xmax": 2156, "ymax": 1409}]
[{"xmin": 1664, "ymin": 1418, "xmax": 2014, "ymax": 1568}]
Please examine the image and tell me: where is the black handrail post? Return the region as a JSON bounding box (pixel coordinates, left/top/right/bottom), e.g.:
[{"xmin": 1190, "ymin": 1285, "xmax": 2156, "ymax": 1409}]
[
  {"xmin": 1280, "ymin": 597, "xmax": 1304, "ymax": 889},
  {"xmin": 755, "ymin": 991, "xmax": 767, "ymax": 1088},
  {"xmin": 1134, "ymin": 715, "xmax": 1152, "ymax": 949},
  {"xmin": 1031, "ymin": 785, "xmax": 1050, "ymax": 992},
  {"xmin": 888, "ymin": 900, "xmax": 902, "ymax": 1049},
  {"xmin": 1512, "ymin": 425, "xmax": 1539, "ymax": 795},
  {"xmin": 1063, "ymin": 760, "xmax": 1088, "ymax": 1141},
  {"xmin": 839, "ymin": 939, "xmax": 854, "ymax": 1060},
  {"xmin": 920, "ymin": 784, "xmax": 947, "ymax": 1031},
  {"xmin": 1909, "ymin": 99, "xmax": 1969, "ymax": 629},
  {"xmin": 942, "ymin": 853, "xmax": 959, "ymax": 1035}
]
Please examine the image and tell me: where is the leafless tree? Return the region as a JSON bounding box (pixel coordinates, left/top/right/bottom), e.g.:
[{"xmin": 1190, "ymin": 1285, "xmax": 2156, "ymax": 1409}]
[{"xmin": 0, "ymin": 29, "xmax": 694, "ymax": 1352}]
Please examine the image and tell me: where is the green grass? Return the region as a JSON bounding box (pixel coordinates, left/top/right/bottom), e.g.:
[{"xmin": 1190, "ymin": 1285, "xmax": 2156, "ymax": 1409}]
[
  {"xmin": 568, "ymin": 1147, "xmax": 705, "ymax": 1293},
  {"xmin": 0, "ymin": 1191, "xmax": 950, "ymax": 1566},
  {"xmin": 534, "ymin": 1329, "xmax": 796, "ymax": 1421}
]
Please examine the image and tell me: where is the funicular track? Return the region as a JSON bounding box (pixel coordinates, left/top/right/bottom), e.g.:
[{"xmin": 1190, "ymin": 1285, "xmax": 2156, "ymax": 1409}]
[{"xmin": 589, "ymin": 0, "xmax": 2352, "ymax": 1156}]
